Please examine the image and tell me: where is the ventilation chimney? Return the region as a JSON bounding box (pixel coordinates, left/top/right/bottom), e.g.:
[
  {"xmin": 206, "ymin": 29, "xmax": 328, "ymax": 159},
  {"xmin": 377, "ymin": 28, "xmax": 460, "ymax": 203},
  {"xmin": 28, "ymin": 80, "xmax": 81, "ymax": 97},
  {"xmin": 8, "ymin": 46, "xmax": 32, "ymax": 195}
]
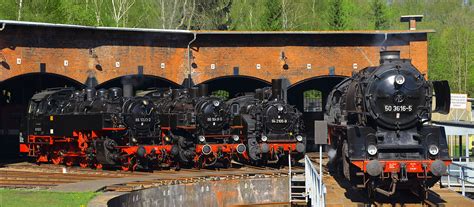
[
  {"xmin": 400, "ymin": 15, "xmax": 423, "ymax": 30},
  {"xmin": 380, "ymin": 51, "xmax": 400, "ymax": 64},
  {"xmin": 271, "ymin": 79, "xmax": 283, "ymax": 100}
]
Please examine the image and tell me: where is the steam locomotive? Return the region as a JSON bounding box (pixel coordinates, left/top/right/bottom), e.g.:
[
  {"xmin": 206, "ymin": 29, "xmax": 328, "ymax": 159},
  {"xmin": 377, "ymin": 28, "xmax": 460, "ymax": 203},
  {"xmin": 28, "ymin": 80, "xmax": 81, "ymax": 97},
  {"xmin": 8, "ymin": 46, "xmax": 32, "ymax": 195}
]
[
  {"xmin": 23, "ymin": 85, "xmax": 164, "ymax": 170},
  {"xmin": 21, "ymin": 78, "xmax": 305, "ymax": 170},
  {"xmin": 325, "ymin": 51, "xmax": 451, "ymax": 198},
  {"xmin": 138, "ymin": 85, "xmax": 246, "ymax": 169},
  {"xmin": 227, "ymin": 79, "xmax": 306, "ymax": 165}
]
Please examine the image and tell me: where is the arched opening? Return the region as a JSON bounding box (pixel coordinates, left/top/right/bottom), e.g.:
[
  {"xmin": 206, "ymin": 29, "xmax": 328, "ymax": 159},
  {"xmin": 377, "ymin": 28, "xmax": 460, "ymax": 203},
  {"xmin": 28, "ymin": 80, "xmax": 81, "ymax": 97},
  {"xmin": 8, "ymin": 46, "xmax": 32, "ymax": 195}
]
[
  {"xmin": 199, "ymin": 75, "xmax": 271, "ymax": 99},
  {"xmin": 288, "ymin": 75, "xmax": 347, "ymax": 151},
  {"xmin": 0, "ymin": 73, "xmax": 85, "ymax": 159},
  {"xmin": 96, "ymin": 75, "xmax": 180, "ymax": 94}
]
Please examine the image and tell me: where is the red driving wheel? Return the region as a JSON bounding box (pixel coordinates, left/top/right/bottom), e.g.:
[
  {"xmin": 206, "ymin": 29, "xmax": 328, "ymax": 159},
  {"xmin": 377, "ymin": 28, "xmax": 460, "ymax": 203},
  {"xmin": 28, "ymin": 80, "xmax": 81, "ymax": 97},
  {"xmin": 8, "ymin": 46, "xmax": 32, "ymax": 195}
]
[
  {"xmin": 64, "ymin": 157, "xmax": 74, "ymax": 166},
  {"xmin": 79, "ymin": 157, "xmax": 89, "ymax": 168},
  {"xmin": 51, "ymin": 153, "xmax": 63, "ymax": 165},
  {"xmin": 121, "ymin": 157, "xmax": 137, "ymax": 171}
]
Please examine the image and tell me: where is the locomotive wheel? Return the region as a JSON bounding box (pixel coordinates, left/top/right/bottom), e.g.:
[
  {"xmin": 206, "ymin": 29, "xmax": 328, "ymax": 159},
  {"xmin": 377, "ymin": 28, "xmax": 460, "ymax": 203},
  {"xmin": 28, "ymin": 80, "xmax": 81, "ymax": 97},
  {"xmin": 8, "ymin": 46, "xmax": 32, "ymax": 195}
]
[
  {"xmin": 51, "ymin": 153, "xmax": 63, "ymax": 165},
  {"xmin": 64, "ymin": 157, "xmax": 74, "ymax": 166},
  {"xmin": 121, "ymin": 157, "xmax": 137, "ymax": 171},
  {"xmin": 94, "ymin": 163, "xmax": 103, "ymax": 170},
  {"xmin": 79, "ymin": 158, "xmax": 89, "ymax": 168},
  {"xmin": 342, "ymin": 140, "xmax": 351, "ymax": 181}
]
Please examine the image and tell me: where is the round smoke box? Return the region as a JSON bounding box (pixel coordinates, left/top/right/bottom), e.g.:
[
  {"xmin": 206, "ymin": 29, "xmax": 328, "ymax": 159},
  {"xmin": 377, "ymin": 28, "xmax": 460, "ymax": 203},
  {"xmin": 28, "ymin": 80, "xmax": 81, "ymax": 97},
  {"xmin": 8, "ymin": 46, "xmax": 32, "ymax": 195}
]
[
  {"xmin": 202, "ymin": 144, "xmax": 212, "ymax": 155},
  {"xmin": 236, "ymin": 144, "xmax": 246, "ymax": 154}
]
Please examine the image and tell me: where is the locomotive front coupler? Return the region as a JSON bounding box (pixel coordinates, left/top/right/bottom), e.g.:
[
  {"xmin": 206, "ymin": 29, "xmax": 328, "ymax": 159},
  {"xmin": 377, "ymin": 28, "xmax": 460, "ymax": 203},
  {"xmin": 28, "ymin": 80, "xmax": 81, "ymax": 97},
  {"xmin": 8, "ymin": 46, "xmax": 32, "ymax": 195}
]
[{"xmin": 400, "ymin": 163, "xmax": 408, "ymax": 182}]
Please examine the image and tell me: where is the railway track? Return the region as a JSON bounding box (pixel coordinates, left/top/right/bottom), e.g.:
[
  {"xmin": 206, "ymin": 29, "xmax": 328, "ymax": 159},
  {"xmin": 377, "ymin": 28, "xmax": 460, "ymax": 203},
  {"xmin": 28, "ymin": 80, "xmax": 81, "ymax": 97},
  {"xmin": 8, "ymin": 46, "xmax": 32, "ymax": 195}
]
[{"xmin": 0, "ymin": 161, "xmax": 301, "ymax": 190}]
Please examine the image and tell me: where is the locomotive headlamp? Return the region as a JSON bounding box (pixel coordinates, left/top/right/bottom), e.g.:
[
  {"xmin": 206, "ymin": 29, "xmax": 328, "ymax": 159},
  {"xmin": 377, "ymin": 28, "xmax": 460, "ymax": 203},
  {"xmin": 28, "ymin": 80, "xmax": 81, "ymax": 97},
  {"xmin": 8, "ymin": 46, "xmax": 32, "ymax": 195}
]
[
  {"xmin": 198, "ymin": 135, "xmax": 206, "ymax": 142},
  {"xmin": 395, "ymin": 75, "xmax": 405, "ymax": 85},
  {"xmin": 261, "ymin": 135, "xmax": 268, "ymax": 142},
  {"xmin": 367, "ymin": 145, "xmax": 378, "ymax": 156},
  {"xmin": 142, "ymin": 100, "xmax": 149, "ymax": 105},
  {"xmin": 277, "ymin": 105, "xmax": 284, "ymax": 111},
  {"xmin": 232, "ymin": 135, "xmax": 240, "ymax": 142},
  {"xmin": 213, "ymin": 100, "xmax": 220, "ymax": 107},
  {"xmin": 428, "ymin": 145, "xmax": 439, "ymax": 155},
  {"xmin": 296, "ymin": 135, "xmax": 303, "ymax": 142}
]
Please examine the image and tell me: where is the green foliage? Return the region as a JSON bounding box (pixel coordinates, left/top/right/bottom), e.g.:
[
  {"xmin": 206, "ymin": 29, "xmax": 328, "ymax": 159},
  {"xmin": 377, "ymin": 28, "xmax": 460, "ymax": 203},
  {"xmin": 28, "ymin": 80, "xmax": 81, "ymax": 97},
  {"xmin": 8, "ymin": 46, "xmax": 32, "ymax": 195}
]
[
  {"xmin": 259, "ymin": 0, "xmax": 282, "ymax": 31},
  {"xmin": 371, "ymin": 0, "xmax": 388, "ymax": 30},
  {"xmin": 0, "ymin": 0, "xmax": 472, "ymax": 95},
  {"xmin": 212, "ymin": 90, "xmax": 230, "ymax": 100},
  {"xmin": 0, "ymin": 189, "xmax": 98, "ymax": 207},
  {"xmin": 327, "ymin": 0, "xmax": 349, "ymax": 30},
  {"xmin": 304, "ymin": 90, "xmax": 322, "ymax": 99}
]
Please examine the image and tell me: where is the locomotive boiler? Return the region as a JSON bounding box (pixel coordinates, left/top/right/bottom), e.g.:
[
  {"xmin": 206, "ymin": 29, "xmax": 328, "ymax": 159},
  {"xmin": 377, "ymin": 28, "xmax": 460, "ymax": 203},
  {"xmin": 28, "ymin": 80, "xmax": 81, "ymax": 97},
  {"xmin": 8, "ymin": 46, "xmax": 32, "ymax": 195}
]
[
  {"xmin": 325, "ymin": 51, "xmax": 451, "ymax": 198},
  {"xmin": 227, "ymin": 79, "xmax": 306, "ymax": 165}
]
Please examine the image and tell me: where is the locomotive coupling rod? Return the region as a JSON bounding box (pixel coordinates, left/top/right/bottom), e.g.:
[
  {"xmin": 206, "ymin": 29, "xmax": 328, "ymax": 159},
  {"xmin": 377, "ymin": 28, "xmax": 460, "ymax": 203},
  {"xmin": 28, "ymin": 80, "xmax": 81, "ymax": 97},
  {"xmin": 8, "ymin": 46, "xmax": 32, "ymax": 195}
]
[{"xmin": 375, "ymin": 177, "xmax": 398, "ymax": 197}]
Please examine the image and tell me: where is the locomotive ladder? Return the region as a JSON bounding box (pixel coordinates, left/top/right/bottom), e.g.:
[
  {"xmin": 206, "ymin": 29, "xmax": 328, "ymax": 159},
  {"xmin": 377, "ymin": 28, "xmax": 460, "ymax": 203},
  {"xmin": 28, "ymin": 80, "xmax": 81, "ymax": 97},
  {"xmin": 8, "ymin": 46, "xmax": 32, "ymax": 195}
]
[{"xmin": 288, "ymin": 153, "xmax": 326, "ymax": 206}]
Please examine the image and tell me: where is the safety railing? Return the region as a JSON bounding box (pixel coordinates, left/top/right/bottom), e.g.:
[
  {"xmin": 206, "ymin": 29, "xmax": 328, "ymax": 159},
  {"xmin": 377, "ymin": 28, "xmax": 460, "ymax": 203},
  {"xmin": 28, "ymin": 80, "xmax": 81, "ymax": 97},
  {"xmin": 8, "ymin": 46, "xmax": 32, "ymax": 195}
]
[
  {"xmin": 305, "ymin": 154, "xmax": 326, "ymax": 207},
  {"xmin": 445, "ymin": 160, "xmax": 474, "ymax": 197}
]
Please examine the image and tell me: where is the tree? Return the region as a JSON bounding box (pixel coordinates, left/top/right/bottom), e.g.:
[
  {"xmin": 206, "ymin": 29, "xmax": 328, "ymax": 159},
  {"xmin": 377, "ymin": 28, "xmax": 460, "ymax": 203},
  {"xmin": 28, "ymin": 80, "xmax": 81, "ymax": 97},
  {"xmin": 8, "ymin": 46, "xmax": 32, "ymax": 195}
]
[
  {"xmin": 371, "ymin": 0, "xmax": 388, "ymax": 30},
  {"xmin": 259, "ymin": 0, "xmax": 282, "ymax": 31},
  {"xmin": 111, "ymin": 0, "xmax": 135, "ymax": 27},
  {"xmin": 327, "ymin": 0, "xmax": 349, "ymax": 30}
]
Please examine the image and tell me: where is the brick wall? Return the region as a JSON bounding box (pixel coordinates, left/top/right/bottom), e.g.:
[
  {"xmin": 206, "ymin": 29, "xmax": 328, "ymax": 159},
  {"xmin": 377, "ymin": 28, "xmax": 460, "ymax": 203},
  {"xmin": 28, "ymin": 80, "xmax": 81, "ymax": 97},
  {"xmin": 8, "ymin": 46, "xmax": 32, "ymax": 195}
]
[{"xmin": 0, "ymin": 24, "xmax": 430, "ymax": 86}]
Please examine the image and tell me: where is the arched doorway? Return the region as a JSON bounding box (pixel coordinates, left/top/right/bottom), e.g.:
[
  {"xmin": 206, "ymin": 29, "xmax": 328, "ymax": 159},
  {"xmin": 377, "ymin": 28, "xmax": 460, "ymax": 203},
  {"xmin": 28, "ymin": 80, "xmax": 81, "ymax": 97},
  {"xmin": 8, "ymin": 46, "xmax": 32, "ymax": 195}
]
[
  {"xmin": 96, "ymin": 75, "xmax": 181, "ymax": 95},
  {"xmin": 288, "ymin": 75, "xmax": 347, "ymax": 151},
  {"xmin": 0, "ymin": 73, "xmax": 85, "ymax": 159}
]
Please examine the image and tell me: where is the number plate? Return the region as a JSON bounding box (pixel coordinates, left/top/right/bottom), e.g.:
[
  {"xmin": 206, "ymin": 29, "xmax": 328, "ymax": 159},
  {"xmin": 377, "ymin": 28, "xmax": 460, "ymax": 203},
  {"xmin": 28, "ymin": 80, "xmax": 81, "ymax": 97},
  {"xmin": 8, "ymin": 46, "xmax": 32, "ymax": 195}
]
[{"xmin": 384, "ymin": 105, "xmax": 413, "ymax": 112}]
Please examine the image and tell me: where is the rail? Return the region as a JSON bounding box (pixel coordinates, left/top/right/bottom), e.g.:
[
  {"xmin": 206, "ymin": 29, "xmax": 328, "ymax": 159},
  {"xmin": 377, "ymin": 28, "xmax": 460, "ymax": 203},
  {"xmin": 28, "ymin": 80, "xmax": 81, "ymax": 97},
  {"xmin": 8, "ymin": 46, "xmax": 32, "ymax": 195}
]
[
  {"xmin": 445, "ymin": 160, "xmax": 474, "ymax": 197},
  {"xmin": 305, "ymin": 154, "xmax": 326, "ymax": 207}
]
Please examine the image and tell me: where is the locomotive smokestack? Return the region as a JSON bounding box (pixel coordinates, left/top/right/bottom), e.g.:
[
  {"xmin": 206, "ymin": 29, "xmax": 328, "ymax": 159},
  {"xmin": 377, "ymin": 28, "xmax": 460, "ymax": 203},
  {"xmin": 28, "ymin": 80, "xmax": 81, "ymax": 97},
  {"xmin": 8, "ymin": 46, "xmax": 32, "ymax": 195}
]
[
  {"xmin": 122, "ymin": 76, "xmax": 134, "ymax": 98},
  {"xmin": 271, "ymin": 79, "xmax": 283, "ymax": 100},
  {"xmin": 255, "ymin": 88, "xmax": 264, "ymax": 100},
  {"xmin": 380, "ymin": 51, "xmax": 401, "ymax": 64},
  {"xmin": 86, "ymin": 88, "xmax": 96, "ymax": 101},
  {"xmin": 189, "ymin": 87, "xmax": 199, "ymax": 98},
  {"xmin": 198, "ymin": 84, "xmax": 208, "ymax": 97}
]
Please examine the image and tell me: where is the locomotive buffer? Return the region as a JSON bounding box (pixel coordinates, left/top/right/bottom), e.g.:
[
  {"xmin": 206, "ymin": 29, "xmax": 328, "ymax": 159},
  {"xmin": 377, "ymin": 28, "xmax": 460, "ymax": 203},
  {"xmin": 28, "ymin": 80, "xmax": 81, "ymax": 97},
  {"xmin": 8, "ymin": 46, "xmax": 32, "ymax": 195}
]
[{"xmin": 289, "ymin": 121, "xmax": 327, "ymax": 206}]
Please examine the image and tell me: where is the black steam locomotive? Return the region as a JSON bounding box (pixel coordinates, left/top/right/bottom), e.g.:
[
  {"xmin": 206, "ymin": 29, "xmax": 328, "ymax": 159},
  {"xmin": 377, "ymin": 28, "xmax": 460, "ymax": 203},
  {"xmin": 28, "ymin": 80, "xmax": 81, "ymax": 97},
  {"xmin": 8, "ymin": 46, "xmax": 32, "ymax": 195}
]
[
  {"xmin": 325, "ymin": 51, "xmax": 451, "ymax": 198},
  {"xmin": 24, "ymin": 85, "xmax": 162, "ymax": 170},
  {"xmin": 139, "ymin": 85, "xmax": 246, "ymax": 168},
  {"xmin": 227, "ymin": 79, "xmax": 306, "ymax": 165}
]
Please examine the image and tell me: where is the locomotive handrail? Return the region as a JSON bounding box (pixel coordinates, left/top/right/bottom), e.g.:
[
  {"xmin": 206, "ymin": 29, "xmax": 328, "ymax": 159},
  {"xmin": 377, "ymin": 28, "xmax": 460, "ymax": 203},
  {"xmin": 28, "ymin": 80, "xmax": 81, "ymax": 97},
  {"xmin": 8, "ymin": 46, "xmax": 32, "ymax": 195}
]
[
  {"xmin": 304, "ymin": 154, "xmax": 326, "ymax": 207},
  {"xmin": 446, "ymin": 161, "xmax": 474, "ymax": 197}
]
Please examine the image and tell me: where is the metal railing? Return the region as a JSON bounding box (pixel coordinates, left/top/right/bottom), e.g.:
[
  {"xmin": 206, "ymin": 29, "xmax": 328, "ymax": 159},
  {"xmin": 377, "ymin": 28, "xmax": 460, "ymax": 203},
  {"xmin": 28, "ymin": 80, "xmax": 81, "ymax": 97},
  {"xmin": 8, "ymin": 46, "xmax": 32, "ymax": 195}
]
[
  {"xmin": 305, "ymin": 154, "xmax": 326, "ymax": 207},
  {"xmin": 445, "ymin": 160, "xmax": 474, "ymax": 196}
]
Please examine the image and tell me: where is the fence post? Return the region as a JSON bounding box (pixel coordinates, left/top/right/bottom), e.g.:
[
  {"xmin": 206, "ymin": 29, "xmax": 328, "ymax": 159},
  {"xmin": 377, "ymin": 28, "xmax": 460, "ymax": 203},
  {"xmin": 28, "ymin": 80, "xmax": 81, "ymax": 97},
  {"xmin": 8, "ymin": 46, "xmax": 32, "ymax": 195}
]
[
  {"xmin": 461, "ymin": 166, "xmax": 466, "ymax": 197},
  {"xmin": 447, "ymin": 165, "xmax": 451, "ymax": 189}
]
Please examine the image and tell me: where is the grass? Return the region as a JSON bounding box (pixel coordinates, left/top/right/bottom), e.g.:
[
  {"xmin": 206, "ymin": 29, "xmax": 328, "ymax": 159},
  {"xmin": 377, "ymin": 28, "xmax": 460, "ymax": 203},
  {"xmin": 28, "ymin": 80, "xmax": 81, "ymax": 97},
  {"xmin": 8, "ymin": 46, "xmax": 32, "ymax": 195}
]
[{"xmin": 0, "ymin": 189, "xmax": 98, "ymax": 207}]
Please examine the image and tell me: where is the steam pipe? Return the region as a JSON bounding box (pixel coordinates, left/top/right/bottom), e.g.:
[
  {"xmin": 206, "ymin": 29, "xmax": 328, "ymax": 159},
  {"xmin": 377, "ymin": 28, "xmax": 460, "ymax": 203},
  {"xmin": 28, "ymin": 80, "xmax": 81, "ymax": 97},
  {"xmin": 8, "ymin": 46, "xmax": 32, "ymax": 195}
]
[{"xmin": 187, "ymin": 33, "xmax": 197, "ymax": 76}]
